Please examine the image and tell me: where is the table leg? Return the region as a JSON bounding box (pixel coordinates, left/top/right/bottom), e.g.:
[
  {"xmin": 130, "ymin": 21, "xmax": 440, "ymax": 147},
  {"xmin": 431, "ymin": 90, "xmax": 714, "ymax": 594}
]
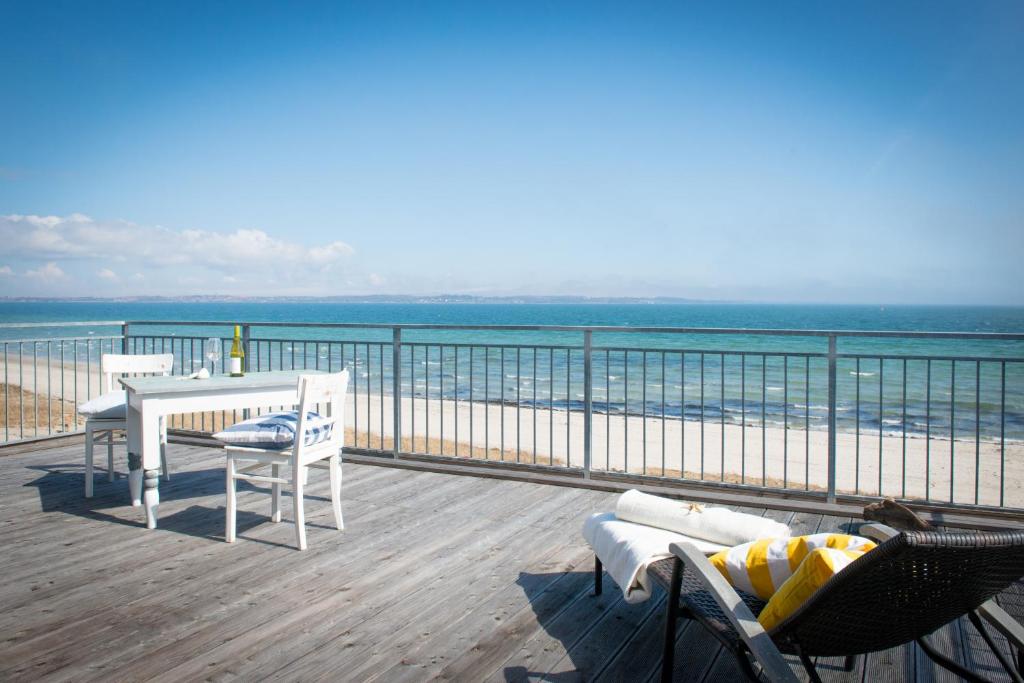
[
  {"xmin": 127, "ymin": 403, "xmax": 143, "ymax": 506},
  {"xmin": 144, "ymin": 468, "xmax": 160, "ymax": 530}
]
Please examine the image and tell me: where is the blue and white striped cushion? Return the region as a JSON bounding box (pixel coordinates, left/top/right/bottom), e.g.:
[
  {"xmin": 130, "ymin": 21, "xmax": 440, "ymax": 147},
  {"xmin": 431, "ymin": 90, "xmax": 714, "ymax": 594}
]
[{"xmin": 213, "ymin": 411, "xmax": 335, "ymax": 450}]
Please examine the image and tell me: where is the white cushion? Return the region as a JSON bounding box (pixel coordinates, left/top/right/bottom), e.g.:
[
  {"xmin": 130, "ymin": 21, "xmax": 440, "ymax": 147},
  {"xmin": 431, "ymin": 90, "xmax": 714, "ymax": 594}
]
[
  {"xmin": 213, "ymin": 411, "xmax": 335, "ymax": 450},
  {"xmin": 79, "ymin": 391, "xmax": 127, "ymax": 420}
]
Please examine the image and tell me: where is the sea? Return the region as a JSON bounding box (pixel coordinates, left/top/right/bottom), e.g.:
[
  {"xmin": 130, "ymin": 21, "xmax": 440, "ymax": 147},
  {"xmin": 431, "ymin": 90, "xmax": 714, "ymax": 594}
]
[{"xmin": 1, "ymin": 301, "xmax": 1022, "ymax": 440}]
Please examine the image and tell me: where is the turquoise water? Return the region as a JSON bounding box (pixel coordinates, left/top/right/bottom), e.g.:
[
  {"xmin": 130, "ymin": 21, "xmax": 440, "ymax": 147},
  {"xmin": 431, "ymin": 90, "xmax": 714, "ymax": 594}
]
[{"xmin": 2, "ymin": 302, "xmax": 1023, "ymax": 440}]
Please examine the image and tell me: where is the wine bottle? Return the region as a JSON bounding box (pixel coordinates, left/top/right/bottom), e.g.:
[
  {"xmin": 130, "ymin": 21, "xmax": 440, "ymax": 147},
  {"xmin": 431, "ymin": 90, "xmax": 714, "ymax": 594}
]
[{"xmin": 229, "ymin": 325, "xmax": 245, "ymax": 377}]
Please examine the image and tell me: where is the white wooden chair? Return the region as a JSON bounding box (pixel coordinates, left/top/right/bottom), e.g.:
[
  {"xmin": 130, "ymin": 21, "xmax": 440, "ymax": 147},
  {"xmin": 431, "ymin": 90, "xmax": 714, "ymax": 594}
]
[
  {"xmin": 84, "ymin": 353, "xmax": 174, "ymax": 498},
  {"xmin": 224, "ymin": 371, "xmax": 349, "ymax": 550}
]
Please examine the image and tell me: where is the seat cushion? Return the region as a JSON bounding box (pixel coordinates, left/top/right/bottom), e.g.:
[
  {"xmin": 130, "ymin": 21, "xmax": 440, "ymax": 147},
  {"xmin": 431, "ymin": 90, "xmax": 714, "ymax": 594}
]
[
  {"xmin": 78, "ymin": 390, "xmax": 127, "ymax": 420},
  {"xmin": 212, "ymin": 411, "xmax": 335, "ymax": 450},
  {"xmin": 709, "ymin": 533, "xmax": 876, "ymax": 600}
]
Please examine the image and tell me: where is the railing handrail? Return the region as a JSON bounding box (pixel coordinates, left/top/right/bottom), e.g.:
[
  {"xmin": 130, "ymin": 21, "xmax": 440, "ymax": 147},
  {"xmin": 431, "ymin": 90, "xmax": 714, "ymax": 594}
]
[
  {"xmin": 0, "ymin": 320, "xmax": 126, "ymax": 329},
  {"xmin": 118, "ymin": 320, "xmax": 1024, "ymax": 340}
]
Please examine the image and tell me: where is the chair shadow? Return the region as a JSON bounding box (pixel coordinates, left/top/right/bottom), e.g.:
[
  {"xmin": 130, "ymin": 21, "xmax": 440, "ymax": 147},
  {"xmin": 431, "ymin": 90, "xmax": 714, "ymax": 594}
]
[
  {"xmin": 23, "ymin": 462, "xmax": 335, "ymax": 545},
  {"xmin": 500, "ymin": 570, "xmax": 617, "ymax": 682}
]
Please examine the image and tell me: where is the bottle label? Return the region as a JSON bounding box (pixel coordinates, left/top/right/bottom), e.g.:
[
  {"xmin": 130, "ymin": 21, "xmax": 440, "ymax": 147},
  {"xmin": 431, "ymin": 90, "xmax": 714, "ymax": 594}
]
[{"xmin": 230, "ymin": 357, "xmax": 242, "ymax": 375}]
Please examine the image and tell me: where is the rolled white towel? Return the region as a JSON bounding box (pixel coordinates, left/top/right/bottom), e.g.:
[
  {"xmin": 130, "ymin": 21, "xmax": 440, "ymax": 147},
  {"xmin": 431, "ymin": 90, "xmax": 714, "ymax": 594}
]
[
  {"xmin": 582, "ymin": 512, "xmax": 729, "ymax": 603},
  {"xmin": 615, "ymin": 489, "xmax": 790, "ymax": 546}
]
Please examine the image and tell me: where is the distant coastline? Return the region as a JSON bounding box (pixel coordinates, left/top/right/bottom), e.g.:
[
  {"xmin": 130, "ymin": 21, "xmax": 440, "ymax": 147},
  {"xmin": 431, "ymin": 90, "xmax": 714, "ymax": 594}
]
[{"xmin": 0, "ymin": 294, "xmax": 736, "ymax": 305}]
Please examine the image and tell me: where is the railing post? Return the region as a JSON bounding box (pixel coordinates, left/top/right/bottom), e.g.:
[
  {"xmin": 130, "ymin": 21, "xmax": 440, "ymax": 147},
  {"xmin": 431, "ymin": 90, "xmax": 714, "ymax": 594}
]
[
  {"xmin": 392, "ymin": 327, "xmax": 401, "ymax": 460},
  {"xmin": 121, "ymin": 322, "xmax": 129, "ymax": 354},
  {"xmin": 583, "ymin": 329, "xmax": 593, "ymax": 479},
  {"xmin": 827, "ymin": 334, "xmax": 837, "ymax": 504}
]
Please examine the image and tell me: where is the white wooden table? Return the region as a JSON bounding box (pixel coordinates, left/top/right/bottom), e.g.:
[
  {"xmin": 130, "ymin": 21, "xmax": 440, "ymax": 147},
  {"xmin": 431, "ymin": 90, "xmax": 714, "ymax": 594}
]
[{"xmin": 120, "ymin": 370, "xmax": 318, "ymax": 529}]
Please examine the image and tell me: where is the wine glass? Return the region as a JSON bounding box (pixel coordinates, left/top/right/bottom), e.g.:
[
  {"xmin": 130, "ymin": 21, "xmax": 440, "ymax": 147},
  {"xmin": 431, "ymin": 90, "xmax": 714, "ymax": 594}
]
[{"xmin": 205, "ymin": 337, "xmax": 222, "ymax": 375}]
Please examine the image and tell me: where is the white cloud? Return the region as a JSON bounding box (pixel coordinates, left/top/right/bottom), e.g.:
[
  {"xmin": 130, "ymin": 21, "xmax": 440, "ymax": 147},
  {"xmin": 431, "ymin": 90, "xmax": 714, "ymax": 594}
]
[
  {"xmin": 25, "ymin": 262, "xmax": 65, "ymax": 281},
  {"xmin": 0, "ymin": 213, "xmax": 357, "ymax": 294},
  {"xmin": 0, "ymin": 265, "xmax": 12, "ymax": 276},
  {"xmin": 368, "ymin": 272, "xmax": 386, "ymax": 287}
]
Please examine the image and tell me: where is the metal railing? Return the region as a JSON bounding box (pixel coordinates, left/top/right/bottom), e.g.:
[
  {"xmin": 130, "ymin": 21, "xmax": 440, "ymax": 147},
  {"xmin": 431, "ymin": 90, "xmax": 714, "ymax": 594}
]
[{"xmin": 2, "ymin": 320, "xmax": 1022, "ymax": 514}]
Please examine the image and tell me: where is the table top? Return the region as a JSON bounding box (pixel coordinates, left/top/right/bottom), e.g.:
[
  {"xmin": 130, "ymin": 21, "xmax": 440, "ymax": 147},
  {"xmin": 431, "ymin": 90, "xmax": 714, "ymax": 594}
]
[{"xmin": 119, "ymin": 369, "xmax": 324, "ymax": 396}]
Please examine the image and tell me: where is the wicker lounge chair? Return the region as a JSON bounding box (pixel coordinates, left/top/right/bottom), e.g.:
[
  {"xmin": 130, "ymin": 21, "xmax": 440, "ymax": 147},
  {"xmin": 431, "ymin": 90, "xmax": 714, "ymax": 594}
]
[{"xmin": 654, "ymin": 523, "xmax": 1024, "ymax": 682}]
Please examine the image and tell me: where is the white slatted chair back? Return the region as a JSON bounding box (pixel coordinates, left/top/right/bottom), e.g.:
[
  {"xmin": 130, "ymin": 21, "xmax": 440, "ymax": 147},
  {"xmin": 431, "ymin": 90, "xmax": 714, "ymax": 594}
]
[
  {"xmin": 101, "ymin": 353, "xmax": 175, "ymax": 393},
  {"xmin": 294, "ymin": 370, "xmax": 349, "ymax": 463}
]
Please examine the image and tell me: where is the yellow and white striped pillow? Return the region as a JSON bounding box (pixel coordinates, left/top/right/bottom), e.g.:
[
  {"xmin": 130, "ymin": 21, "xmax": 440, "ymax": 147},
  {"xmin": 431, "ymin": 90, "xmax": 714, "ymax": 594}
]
[
  {"xmin": 757, "ymin": 547, "xmax": 868, "ymax": 630},
  {"xmin": 709, "ymin": 533, "xmax": 876, "ymax": 600}
]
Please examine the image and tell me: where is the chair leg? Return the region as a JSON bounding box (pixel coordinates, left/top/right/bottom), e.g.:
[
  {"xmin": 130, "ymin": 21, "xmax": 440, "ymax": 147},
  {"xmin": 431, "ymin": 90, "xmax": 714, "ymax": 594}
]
[
  {"xmin": 293, "ymin": 465, "xmax": 307, "ymax": 550},
  {"xmin": 271, "ymin": 464, "xmax": 282, "ymax": 523},
  {"xmin": 106, "ymin": 430, "xmax": 115, "ymax": 482},
  {"xmin": 329, "ymin": 454, "xmax": 344, "ymax": 531},
  {"xmin": 225, "ymin": 456, "xmax": 237, "ymax": 543},
  {"xmin": 594, "ymin": 556, "xmax": 603, "ymax": 596},
  {"xmin": 661, "ymin": 556, "xmax": 684, "ymax": 683},
  {"xmin": 84, "ymin": 425, "xmax": 94, "ymax": 498}
]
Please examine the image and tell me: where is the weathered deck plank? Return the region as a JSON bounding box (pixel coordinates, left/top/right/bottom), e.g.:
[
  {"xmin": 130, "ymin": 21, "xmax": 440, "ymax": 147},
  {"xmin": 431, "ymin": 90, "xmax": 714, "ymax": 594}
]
[{"xmin": 0, "ymin": 440, "xmax": 1017, "ymax": 682}]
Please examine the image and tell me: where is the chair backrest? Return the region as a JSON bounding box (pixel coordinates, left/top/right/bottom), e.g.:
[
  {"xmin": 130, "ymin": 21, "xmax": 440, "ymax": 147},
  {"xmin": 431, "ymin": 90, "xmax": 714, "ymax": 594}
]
[
  {"xmin": 294, "ymin": 370, "xmax": 349, "ymax": 458},
  {"xmin": 772, "ymin": 529, "xmax": 1024, "ymax": 656},
  {"xmin": 101, "ymin": 353, "xmax": 175, "ymax": 393}
]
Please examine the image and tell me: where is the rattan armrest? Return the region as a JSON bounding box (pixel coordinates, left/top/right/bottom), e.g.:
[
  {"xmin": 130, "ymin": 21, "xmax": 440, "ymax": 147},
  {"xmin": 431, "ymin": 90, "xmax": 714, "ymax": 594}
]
[
  {"xmin": 669, "ymin": 542, "xmax": 799, "ymax": 683},
  {"xmin": 859, "ymin": 522, "xmax": 900, "ymax": 542},
  {"xmin": 977, "ymin": 600, "xmax": 1024, "ymax": 651}
]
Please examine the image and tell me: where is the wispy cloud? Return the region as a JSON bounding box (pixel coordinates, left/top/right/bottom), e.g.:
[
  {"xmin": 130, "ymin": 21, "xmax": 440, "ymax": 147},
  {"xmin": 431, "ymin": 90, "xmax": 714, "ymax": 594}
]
[{"xmin": 0, "ymin": 213, "xmax": 360, "ymax": 295}]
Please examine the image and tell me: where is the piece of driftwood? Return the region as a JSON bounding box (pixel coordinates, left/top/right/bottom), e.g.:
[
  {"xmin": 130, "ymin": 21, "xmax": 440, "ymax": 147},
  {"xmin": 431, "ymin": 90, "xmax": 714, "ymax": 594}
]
[{"xmin": 862, "ymin": 497, "xmax": 935, "ymax": 531}]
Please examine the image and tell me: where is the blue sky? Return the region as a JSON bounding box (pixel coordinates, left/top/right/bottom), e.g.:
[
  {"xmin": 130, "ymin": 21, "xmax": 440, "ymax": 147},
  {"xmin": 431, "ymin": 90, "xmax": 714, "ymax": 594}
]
[{"xmin": 0, "ymin": 1, "xmax": 1021, "ymax": 303}]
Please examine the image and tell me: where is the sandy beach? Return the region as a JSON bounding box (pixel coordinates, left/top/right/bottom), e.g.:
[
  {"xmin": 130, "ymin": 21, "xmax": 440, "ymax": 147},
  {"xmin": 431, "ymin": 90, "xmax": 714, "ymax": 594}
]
[{"xmin": 3, "ymin": 355, "xmax": 1021, "ymax": 507}]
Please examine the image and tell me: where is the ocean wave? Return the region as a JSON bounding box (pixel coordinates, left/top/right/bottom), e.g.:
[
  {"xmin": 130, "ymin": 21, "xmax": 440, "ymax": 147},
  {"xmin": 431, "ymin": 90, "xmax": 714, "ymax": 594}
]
[
  {"xmin": 850, "ymin": 371, "xmax": 876, "ymax": 377},
  {"xmin": 766, "ymin": 386, "xmax": 783, "ymax": 392}
]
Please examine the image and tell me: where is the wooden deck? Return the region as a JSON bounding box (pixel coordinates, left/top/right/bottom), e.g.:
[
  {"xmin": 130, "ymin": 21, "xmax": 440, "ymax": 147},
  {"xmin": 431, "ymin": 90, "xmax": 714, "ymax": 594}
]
[{"xmin": 0, "ymin": 439, "xmax": 1018, "ymax": 682}]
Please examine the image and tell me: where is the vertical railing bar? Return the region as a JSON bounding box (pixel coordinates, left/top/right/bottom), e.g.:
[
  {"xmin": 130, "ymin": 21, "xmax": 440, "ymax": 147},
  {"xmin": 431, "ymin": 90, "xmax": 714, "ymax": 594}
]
[
  {"xmin": 469, "ymin": 345, "xmax": 474, "ymax": 458},
  {"xmin": 761, "ymin": 353, "xmax": 766, "ymax": 488},
  {"xmin": 902, "ymin": 358, "xmax": 908, "ymax": 499},
  {"xmin": 393, "ymin": 329, "xmax": 401, "ymax": 459},
  {"xmin": 533, "ymin": 347, "xmax": 538, "ymax": 464},
  {"xmin": 515, "ymin": 346, "xmax": 520, "ymax": 463},
  {"xmin": 549, "ymin": 347, "xmax": 554, "ymax": 466},
  {"xmin": 826, "ymin": 335, "xmax": 838, "ymax": 504},
  {"xmin": 3, "ymin": 343, "xmax": 8, "ymax": 442},
  {"xmin": 499, "ymin": 346, "xmax": 504, "ymax": 460},
  {"xmin": 425, "ymin": 345, "xmax": 431, "ymax": 454},
  {"xmin": 47, "ymin": 341, "xmax": 52, "ymax": 435},
  {"xmin": 720, "ymin": 353, "xmax": 725, "ymax": 483},
  {"xmin": 804, "ymin": 356, "xmax": 809, "ymax": 491},
  {"xmin": 455, "ymin": 345, "xmax": 460, "ymax": 457},
  {"xmin": 926, "ymin": 359, "xmax": 932, "ymax": 502},
  {"xmin": 33, "ymin": 341, "xmax": 38, "ymax": 437},
  {"xmin": 20, "ymin": 342, "xmax": 25, "ymax": 440},
  {"xmin": 379, "ymin": 343, "xmax": 385, "ymax": 451},
  {"xmin": 624, "ymin": 350, "xmax": 629, "ymax": 473},
  {"xmin": 681, "ymin": 352, "xmax": 685, "ymax": 477},
  {"xmin": 352, "ymin": 343, "xmax": 359, "ymax": 447},
  {"xmin": 661, "ymin": 351, "xmax": 666, "ymax": 477},
  {"xmin": 73, "ymin": 340, "xmax": 78, "ymax": 430},
  {"xmin": 642, "ymin": 350, "xmax": 647, "ymax": 475},
  {"xmin": 855, "ymin": 356, "xmax": 860, "ymax": 494},
  {"xmin": 566, "ymin": 347, "xmax": 571, "ymax": 467},
  {"xmin": 950, "ymin": 360, "xmax": 956, "ymax": 504},
  {"xmin": 699, "ymin": 352, "xmax": 705, "ymax": 480},
  {"xmin": 878, "ymin": 358, "xmax": 884, "ymax": 496},
  {"xmin": 483, "ymin": 346, "xmax": 488, "ymax": 459},
  {"xmin": 598, "ymin": 352, "xmax": 606, "ymax": 471},
  {"xmin": 975, "ymin": 359, "xmax": 981, "ymax": 506},
  {"xmin": 741, "ymin": 353, "xmax": 745, "ymax": 484},
  {"xmin": 583, "ymin": 331, "xmax": 593, "ymax": 478},
  {"xmin": 1000, "ymin": 361, "xmax": 1006, "ymax": 508},
  {"xmin": 783, "ymin": 354, "xmax": 787, "ymax": 488},
  {"xmin": 410, "ymin": 344, "xmax": 416, "ymax": 452},
  {"xmin": 365, "ymin": 342, "xmax": 371, "ymax": 449}
]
